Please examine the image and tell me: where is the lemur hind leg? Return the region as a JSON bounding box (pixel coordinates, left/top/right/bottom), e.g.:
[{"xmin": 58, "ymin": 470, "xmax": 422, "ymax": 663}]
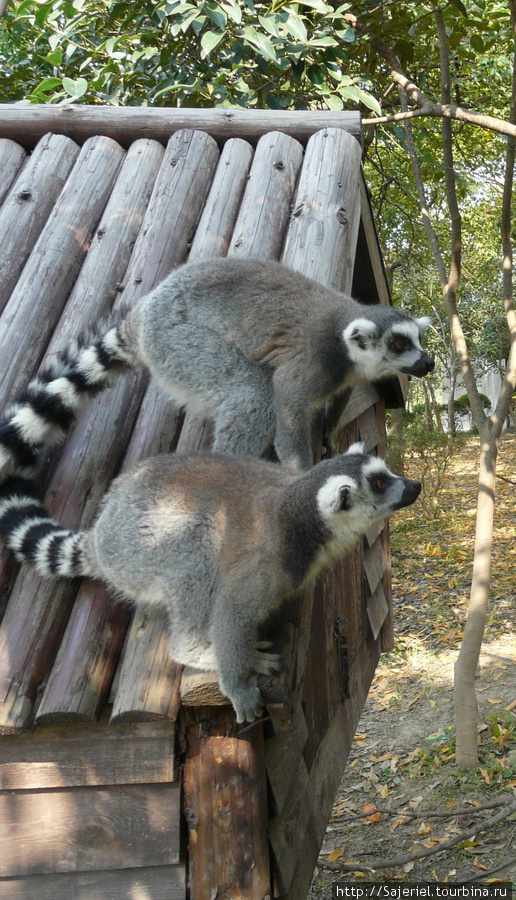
[{"xmin": 148, "ymin": 324, "xmax": 275, "ymax": 457}]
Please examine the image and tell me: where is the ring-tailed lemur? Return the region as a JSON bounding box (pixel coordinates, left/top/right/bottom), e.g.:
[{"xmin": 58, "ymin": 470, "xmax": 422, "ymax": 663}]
[
  {"xmin": 0, "ymin": 259, "xmax": 434, "ymax": 478},
  {"xmin": 0, "ymin": 444, "xmax": 421, "ymax": 722}
]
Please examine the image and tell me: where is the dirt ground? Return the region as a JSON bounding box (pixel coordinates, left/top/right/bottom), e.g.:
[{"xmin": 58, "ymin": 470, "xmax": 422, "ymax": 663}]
[{"xmin": 309, "ymin": 433, "xmax": 516, "ymax": 896}]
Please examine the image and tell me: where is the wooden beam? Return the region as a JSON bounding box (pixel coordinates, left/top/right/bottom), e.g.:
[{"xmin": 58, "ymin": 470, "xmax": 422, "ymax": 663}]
[
  {"xmin": 0, "ymin": 105, "xmax": 362, "ymax": 149},
  {"xmin": 0, "ymin": 866, "xmax": 186, "ymax": 900},
  {"xmin": 0, "ymin": 720, "xmax": 176, "ymax": 790},
  {"xmin": 0, "ymin": 782, "xmax": 181, "ymax": 877},
  {"xmin": 183, "ymin": 709, "xmax": 269, "ymax": 900}
]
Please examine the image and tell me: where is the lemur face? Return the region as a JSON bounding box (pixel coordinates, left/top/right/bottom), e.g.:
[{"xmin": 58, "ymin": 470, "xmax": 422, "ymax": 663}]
[
  {"xmin": 343, "ymin": 315, "xmax": 434, "ymax": 382},
  {"xmin": 316, "ymin": 443, "xmax": 421, "ymax": 541}
]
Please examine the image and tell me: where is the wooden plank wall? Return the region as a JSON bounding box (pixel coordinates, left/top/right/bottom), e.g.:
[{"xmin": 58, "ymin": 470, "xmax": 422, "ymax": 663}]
[
  {"xmin": 266, "ymin": 391, "xmax": 393, "ymax": 899},
  {"xmin": 0, "ymin": 720, "xmax": 185, "ymax": 899}
]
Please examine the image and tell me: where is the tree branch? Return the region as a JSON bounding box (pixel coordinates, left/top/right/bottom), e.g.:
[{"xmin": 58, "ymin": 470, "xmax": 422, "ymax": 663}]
[
  {"xmin": 318, "ymin": 797, "xmax": 516, "ymax": 874},
  {"xmin": 346, "ymin": 11, "xmax": 516, "ymax": 141}
]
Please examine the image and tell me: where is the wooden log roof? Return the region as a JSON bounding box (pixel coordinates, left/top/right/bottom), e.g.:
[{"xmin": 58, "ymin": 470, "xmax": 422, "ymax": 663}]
[{"xmin": 0, "ymin": 110, "xmax": 392, "ymax": 735}]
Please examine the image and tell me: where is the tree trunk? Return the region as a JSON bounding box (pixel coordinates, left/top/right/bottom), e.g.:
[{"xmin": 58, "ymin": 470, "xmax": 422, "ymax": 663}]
[{"xmin": 454, "ymin": 435, "xmax": 497, "ymax": 767}]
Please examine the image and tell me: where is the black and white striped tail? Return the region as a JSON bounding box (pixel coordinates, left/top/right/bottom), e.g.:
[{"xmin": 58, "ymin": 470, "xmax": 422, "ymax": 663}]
[
  {"xmin": 0, "ymin": 311, "xmax": 133, "ymax": 481},
  {"xmin": 0, "ymin": 477, "xmax": 92, "ymax": 578}
]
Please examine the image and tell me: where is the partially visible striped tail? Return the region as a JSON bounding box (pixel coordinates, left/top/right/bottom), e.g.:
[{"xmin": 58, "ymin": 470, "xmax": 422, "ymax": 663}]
[
  {"xmin": 0, "ymin": 477, "xmax": 93, "ymax": 579},
  {"xmin": 0, "ymin": 309, "xmax": 134, "ymax": 483}
]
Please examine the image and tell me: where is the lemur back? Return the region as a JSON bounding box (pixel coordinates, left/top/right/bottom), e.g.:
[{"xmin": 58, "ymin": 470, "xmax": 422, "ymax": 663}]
[{"xmin": 0, "ymin": 259, "xmax": 434, "ymax": 478}]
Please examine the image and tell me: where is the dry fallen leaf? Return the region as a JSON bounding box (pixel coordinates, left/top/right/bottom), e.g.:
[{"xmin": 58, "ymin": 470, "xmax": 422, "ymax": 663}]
[{"xmin": 328, "ymin": 848, "xmax": 344, "ymax": 863}]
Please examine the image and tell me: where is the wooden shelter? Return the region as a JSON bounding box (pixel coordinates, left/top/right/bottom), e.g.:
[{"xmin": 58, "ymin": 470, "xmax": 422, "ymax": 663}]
[{"xmin": 0, "ymin": 107, "xmax": 401, "ymax": 900}]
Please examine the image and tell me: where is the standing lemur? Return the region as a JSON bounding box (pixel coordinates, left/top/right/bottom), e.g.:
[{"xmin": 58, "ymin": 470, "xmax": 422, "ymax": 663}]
[
  {"xmin": 0, "ymin": 447, "xmax": 421, "ymax": 722},
  {"xmin": 0, "ymin": 258, "xmax": 434, "ymax": 479}
]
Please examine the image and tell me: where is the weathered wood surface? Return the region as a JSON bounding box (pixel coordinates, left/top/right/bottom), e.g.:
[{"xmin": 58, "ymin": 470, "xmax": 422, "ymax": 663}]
[
  {"xmin": 282, "ymin": 126, "xmax": 362, "ymax": 291},
  {"xmin": 277, "ymin": 640, "xmax": 381, "ymax": 900},
  {"xmin": 0, "ymin": 782, "xmax": 181, "ymax": 876},
  {"xmin": 0, "ymin": 720, "xmax": 176, "ymax": 789},
  {"xmin": 0, "ymin": 133, "xmax": 80, "ymax": 312},
  {"xmin": 366, "ymin": 582, "xmax": 389, "ymax": 640},
  {"xmin": 364, "ymin": 539, "xmax": 387, "ymax": 596},
  {"xmin": 113, "ymin": 130, "xmax": 303, "ymax": 723},
  {"xmin": 0, "ymin": 137, "xmax": 166, "ymax": 730},
  {"xmin": 0, "ymin": 138, "xmax": 26, "ymax": 204},
  {"xmin": 0, "ymin": 104, "xmax": 363, "ymax": 149},
  {"xmin": 33, "ymin": 129, "xmax": 219, "ymax": 727},
  {"xmin": 0, "ymin": 135, "xmax": 124, "ymax": 407},
  {"xmin": 358, "ymin": 173, "xmax": 391, "ymax": 307},
  {"xmin": 0, "ymin": 866, "xmax": 186, "ymax": 900},
  {"xmin": 183, "ymin": 709, "xmax": 270, "ymax": 900}
]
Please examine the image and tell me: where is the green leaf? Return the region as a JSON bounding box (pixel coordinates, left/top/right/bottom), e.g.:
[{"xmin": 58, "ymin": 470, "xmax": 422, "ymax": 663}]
[
  {"xmin": 34, "ymin": 1, "xmax": 54, "ymax": 28},
  {"xmin": 200, "ymin": 29, "xmax": 224, "ymax": 58},
  {"xmin": 220, "ymin": 0, "xmax": 242, "ymax": 24},
  {"xmin": 295, "ymin": 0, "xmax": 332, "ymax": 11},
  {"xmin": 448, "ymin": 0, "xmax": 468, "ymax": 15},
  {"xmin": 470, "ymin": 34, "xmax": 484, "ymax": 52},
  {"xmin": 62, "ymin": 75, "xmax": 88, "ymax": 98},
  {"xmin": 205, "ymin": 2, "xmax": 227, "ymax": 31},
  {"xmin": 32, "ymin": 76, "xmax": 62, "ymax": 95},
  {"xmin": 284, "ymin": 15, "xmax": 308, "ymax": 42},
  {"xmin": 242, "ymin": 25, "xmax": 277, "ymax": 62},
  {"xmin": 326, "ymin": 93, "xmax": 344, "ymax": 110},
  {"xmin": 307, "ymin": 64, "xmax": 325, "ymax": 85}
]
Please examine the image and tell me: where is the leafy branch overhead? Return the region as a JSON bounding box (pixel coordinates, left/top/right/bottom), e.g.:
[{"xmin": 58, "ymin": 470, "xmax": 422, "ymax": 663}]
[{"xmin": 0, "ymin": 0, "xmax": 381, "ymax": 111}]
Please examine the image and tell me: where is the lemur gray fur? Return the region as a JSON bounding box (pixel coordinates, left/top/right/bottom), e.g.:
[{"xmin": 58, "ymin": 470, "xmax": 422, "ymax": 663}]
[
  {"xmin": 0, "ymin": 445, "xmax": 421, "ymax": 722},
  {"xmin": 0, "ymin": 259, "xmax": 434, "ymax": 478}
]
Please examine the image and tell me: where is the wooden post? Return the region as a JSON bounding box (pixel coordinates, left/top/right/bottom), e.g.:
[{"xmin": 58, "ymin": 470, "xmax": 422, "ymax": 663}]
[{"xmin": 183, "ymin": 710, "xmax": 271, "ymax": 900}]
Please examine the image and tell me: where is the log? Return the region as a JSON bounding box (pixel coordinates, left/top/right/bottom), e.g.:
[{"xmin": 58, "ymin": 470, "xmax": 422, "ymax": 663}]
[
  {"xmin": 282, "ymin": 126, "xmax": 362, "ymax": 292},
  {"xmin": 229, "ymin": 130, "xmax": 304, "ymax": 260},
  {"xmin": 0, "ymin": 133, "xmax": 80, "ymax": 312},
  {"xmin": 33, "ymin": 130, "xmax": 220, "ymax": 727},
  {"xmin": 0, "ymin": 138, "xmax": 26, "ymax": 205},
  {"xmin": 0, "ymin": 104, "xmax": 363, "ymax": 149},
  {"xmin": 183, "ymin": 709, "xmax": 270, "ymax": 900},
  {"xmin": 0, "ymin": 134, "xmax": 124, "ymax": 407}
]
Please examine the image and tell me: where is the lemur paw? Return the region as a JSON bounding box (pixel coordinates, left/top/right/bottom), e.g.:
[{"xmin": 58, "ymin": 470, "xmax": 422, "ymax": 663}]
[
  {"xmin": 230, "ymin": 680, "xmax": 264, "ymax": 724},
  {"xmin": 252, "ymin": 643, "xmax": 283, "ymax": 676}
]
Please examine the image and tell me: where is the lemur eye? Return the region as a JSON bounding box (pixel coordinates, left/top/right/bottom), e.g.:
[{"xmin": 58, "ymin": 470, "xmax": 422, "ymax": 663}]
[
  {"xmin": 375, "ymin": 478, "xmax": 386, "ymax": 492},
  {"xmin": 394, "ymin": 339, "xmax": 405, "ymax": 352}
]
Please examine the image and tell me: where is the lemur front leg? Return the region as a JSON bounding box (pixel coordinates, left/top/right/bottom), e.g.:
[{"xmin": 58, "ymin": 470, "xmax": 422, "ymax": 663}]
[{"xmin": 210, "ymin": 597, "xmax": 281, "ymax": 723}]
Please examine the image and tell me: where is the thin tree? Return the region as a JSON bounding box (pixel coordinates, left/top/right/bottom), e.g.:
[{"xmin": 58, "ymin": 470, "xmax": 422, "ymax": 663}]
[{"xmin": 347, "ymin": 2, "xmax": 516, "ymax": 766}]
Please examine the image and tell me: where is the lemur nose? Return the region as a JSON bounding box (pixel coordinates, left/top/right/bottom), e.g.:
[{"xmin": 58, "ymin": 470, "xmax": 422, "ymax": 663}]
[{"xmin": 426, "ymin": 356, "xmax": 435, "ymax": 373}]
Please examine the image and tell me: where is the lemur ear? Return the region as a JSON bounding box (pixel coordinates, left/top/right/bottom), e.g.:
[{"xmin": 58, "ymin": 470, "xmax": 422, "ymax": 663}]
[
  {"xmin": 416, "ymin": 316, "xmax": 432, "ymax": 334},
  {"xmin": 343, "ymin": 318, "xmax": 377, "ymax": 350},
  {"xmin": 339, "ymin": 485, "xmax": 351, "ymax": 510},
  {"xmin": 345, "ymin": 441, "xmax": 365, "ymax": 456}
]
